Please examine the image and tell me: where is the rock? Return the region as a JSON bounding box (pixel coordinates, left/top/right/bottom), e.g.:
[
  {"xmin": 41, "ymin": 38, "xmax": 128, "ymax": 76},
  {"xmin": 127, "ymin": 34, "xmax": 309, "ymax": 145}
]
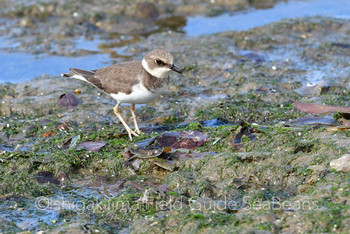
[
  {"xmin": 57, "ymin": 171, "xmax": 69, "ymax": 183},
  {"xmin": 0, "ymin": 100, "xmax": 12, "ymax": 117},
  {"xmin": 19, "ymin": 18, "xmax": 34, "ymax": 27},
  {"xmin": 330, "ymin": 154, "xmax": 350, "ymax": 172},
  {"xmin": 34, "ymin": 171, "xmax": 60, "ymax": 185},
  {"xmin": 297, "ymin": 184, "xmax": 310, "ymax": 193},
  {"xmin": 135, "ymin": 2, "xmax": 159, "ymax": 20},
  {"xmin": 250, "ymin": 0, "xmax": 276, "ymax": 9},
  {"xmin": 0, "ymin": 123, "xmax": 5, "ymax": 131},
  {"xmin": 255, "ymin": 214, "xmax": 276, "ymax": 223},
  {"xmin": 289, "ymin": 116, "xmax": 336, "ymax": 126},
  {"xmin": 295, "ymin": 81, "xmax": 324, "ymax": 96},
  {"xmin": 307, "ymin": 165, "xmax": 326, "ymax": 172},
  {"xmin": 131, "ymin": 159, "xmax": 143, "ymax": 171},
  {"xmin": 238, "ymin": 82, "xmax": 259, "ymax": 94},
  {"xmin": 214, "ymin": 0, "xmax": 249, "ymax": 9},
  {"xmin": 58, "ymin": 93, "xmax": 81, "ymax": 110},
  {"xmin": 76, "ymin": 141, "xmax": 106, "ymax": 152}
]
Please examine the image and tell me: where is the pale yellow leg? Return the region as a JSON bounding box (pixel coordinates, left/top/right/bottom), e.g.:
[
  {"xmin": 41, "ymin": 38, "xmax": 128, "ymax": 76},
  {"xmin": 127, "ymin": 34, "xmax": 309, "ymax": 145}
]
[
  {"xmin": 113, "ymin": 103, "xmax": 138, "ymax": 141},
  {"xmin": 130, "ymin": 104, "xmax": 141, "ymax": 134}
]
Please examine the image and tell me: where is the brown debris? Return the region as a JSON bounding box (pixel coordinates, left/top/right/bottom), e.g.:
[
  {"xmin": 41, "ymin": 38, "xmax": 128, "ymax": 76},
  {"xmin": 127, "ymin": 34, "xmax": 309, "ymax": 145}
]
[
  {"xmin": 57, "ymin": 123, "xmax": 69, "ymax": 131},
  {"xmin": 341, "ymin": 118, "xmax": 350, "ymax": 127},
  {"xmin": 42, "ymin": 131, "xmax": 54, "ymax": 138},
  {"xmin": 294, "ymin": 101, "xmax": 350, "ymax": 114},
  {"xmin": 128, "ymin": 181, "xmax": 143, "ymax": 190},
  {"xmin": 154, "ymin": 131, "xmax": 208, "ymax": 149}
]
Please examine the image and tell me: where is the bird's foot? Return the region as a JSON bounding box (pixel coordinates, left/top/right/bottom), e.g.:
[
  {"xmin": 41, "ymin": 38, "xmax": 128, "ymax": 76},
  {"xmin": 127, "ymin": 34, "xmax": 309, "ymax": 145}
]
[
  {"xmin": 127, "ymin": 128, "xmax": 139, "ymax": 141},
  {"xmin": 134, "ymin": 128, "xmax": 141, "ymax": 134}
]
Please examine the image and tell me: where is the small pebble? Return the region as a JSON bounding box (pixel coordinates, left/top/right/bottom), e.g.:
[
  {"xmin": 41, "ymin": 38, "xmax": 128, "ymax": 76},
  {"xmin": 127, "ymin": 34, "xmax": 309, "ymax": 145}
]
[{"xmin": 74, "ymin": 89, "xmax": 81, "ymax": 94}]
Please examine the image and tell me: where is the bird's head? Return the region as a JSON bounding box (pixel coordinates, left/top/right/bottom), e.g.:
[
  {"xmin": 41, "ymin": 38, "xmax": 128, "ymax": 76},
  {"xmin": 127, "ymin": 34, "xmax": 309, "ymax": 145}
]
[{"xmin": 142, "ymin": 49, "xmax": 182, "ymax": 78}]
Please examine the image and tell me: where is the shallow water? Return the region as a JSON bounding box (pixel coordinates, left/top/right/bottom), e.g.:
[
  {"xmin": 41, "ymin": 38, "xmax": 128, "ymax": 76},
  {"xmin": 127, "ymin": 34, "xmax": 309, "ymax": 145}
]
[
  {"xmin": 184, "ymin": 0, "xmax": 350, "ymax": 36},
  {"xmin": 0, "ymin": 52, "xmax": 110, "ymax": 83},
  {"xmin": 0, "ymin": 0, "xmax": 349, "ymax": 83},
  {"xmin": 0, "ymin": 199, "xmax": 58, "ymax": 230}
]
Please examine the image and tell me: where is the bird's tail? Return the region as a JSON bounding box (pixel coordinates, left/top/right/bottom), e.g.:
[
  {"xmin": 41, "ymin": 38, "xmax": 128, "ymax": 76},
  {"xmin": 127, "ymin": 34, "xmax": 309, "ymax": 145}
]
[
  {"xmin": 61, "ymin": 72, "xmax": 73, "ymax": 77},
  {"xmin": 61, "ymin": 68, "xmax": 95, "ymax": 78},
  {"xmin": 61, "ymin": 68, "xmax": 102, "ymax": 89}
]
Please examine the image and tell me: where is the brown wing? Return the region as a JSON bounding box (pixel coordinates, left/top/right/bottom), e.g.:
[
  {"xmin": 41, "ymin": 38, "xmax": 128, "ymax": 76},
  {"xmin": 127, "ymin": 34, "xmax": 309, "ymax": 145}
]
[
  {"xmin": 94, "ymin": 61, "xmax": 144, "ymax": 94},
  {"xmin": 66, "ymin": 61, "xmax": 144, "ymax": 94}
]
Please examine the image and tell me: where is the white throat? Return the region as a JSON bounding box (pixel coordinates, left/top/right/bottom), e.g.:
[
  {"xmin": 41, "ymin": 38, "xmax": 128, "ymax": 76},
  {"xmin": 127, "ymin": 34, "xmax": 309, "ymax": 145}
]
[{"xmin": 142, "ymin": 58, "xmax": 170, "ymax": 78}]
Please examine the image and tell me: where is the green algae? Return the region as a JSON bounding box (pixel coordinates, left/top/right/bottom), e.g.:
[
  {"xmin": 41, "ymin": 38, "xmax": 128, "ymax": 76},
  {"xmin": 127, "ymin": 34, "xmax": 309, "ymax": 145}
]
[{"xmin": 1, "ymin": 117, "xmax": 349, "ymax": 232}]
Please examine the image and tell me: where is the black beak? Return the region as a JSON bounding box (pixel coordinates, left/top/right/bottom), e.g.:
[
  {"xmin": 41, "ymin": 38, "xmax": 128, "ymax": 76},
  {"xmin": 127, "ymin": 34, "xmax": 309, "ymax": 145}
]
[{"xmin": 170, "ymin": 64, "xmax": 182, "ymax": 74}]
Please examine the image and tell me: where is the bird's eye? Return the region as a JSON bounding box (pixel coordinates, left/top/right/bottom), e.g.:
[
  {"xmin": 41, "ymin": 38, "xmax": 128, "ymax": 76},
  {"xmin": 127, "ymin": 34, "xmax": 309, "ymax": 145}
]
[{"xmin": 155, "ymin": 59, "xmax": 164, "ymax": 65}]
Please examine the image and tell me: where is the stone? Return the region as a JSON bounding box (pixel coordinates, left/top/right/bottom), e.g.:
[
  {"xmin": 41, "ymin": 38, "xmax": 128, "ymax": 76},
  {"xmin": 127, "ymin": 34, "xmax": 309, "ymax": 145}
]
[{"xmin": 330, "ymin": 154, "xmax": 350, "ymax": 173}]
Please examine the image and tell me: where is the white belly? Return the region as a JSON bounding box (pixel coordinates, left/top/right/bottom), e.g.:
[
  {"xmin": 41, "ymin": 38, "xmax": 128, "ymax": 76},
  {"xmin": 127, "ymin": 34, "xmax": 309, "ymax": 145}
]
[{"xmin": 110, "ymin": 82, "xmax": 161, "ymax": 104}]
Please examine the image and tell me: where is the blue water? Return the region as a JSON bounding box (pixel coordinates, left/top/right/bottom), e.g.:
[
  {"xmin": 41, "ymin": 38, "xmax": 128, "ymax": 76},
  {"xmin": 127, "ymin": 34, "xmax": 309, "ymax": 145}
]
[
  {"xmin": 0, "ymin": 0, "xmax": 349, "ymax": 83},
  {"xmin": 184, "ymin": 0, "xmax": 350, "ymax": 36},
  {"xmin": 0, "ymin": 53, "xmax": 111, "ymax": 83}
]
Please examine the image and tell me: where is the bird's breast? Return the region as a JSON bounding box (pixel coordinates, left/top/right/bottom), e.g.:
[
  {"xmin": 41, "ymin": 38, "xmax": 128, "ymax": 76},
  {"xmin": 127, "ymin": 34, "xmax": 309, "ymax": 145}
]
[{"xmin": 110, "ymin": 82, "xmax": 161, "ymax": 104}]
